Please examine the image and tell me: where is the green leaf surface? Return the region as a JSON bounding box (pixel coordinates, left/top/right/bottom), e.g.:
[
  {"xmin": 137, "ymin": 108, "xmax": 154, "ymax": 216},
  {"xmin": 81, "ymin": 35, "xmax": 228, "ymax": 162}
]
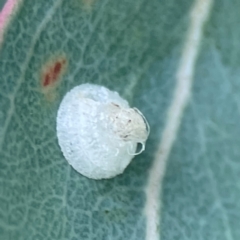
[
  {"xmin": 0, "ymin": 0, "xmax": 6, "ymax": 11},
  {"xmin": 0, "ymin": 0, "xmax": 239, "ymax": 239}
]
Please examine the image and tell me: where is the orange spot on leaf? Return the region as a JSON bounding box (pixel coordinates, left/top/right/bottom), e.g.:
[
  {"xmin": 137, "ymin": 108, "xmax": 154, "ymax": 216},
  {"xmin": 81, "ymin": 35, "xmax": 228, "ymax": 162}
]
[
  {"xmin": 82, "ymin": 0, "xmax": 96, "ymax": 9},
  {"xmin": 40, "ymin": 55, "xmax": 67, "ymax": 103},
  {"xmin": 54, "ymin": 62, "xmax": 62, "ymax": 75},
  {"xmin": 43, "ymin": 74, "xmax": 50, "ymax": 87},
  {"xmin": 41, "ymin": 56, "xmax": 67, "ymax": 88}
]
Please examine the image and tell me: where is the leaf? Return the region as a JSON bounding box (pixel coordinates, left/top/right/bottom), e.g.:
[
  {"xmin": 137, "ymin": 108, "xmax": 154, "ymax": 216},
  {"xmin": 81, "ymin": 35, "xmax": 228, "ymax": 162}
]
[
  {"xmin": 0, "ymin": 0, "xmax": 239, "ymax": 240},
  {"xmin": 0, "ymin": 0, "xmax": 5, "ymax": 10}
]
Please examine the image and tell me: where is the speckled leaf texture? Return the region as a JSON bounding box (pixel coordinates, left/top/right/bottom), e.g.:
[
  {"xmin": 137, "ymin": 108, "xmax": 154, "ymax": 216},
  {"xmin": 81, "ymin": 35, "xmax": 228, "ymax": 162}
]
[{"xmin": 0, "ymin": 0, "xmax": 239, "ymax": 240}]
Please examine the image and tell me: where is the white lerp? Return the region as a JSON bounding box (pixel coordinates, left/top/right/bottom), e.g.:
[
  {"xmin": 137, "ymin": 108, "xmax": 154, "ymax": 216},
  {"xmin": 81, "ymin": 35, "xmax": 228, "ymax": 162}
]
[{"xmin": 57, "ymin": 83, "xmax": 149, "ymax": 179}]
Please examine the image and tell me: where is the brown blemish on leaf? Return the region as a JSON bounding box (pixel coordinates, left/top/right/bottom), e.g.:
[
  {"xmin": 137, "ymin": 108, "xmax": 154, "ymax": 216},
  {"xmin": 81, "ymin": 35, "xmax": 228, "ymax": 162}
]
[
  {"xmin": 40, "ymin": 55, "xmax": 67, "ymax": 102},
  {"xmin": 81, "ymin": 0, "xmax": 96, "ymax": 11},
  {"xmin": 41, "ymin": 57, "xmax": 67, "ymax": 88}
]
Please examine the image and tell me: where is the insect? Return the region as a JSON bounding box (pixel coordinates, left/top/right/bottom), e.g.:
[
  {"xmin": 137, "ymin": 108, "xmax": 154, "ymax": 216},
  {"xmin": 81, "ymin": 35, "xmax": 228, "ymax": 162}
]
[{"xmin": 56, "ymin": 83, "xmax": 150, "ymax": 179}]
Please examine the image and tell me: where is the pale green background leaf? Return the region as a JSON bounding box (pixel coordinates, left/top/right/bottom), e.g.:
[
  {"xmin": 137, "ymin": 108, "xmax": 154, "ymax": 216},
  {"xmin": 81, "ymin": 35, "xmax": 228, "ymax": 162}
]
[{"xmin": 0, "ymin": 0, "xmax": 239, "ymax": 240}]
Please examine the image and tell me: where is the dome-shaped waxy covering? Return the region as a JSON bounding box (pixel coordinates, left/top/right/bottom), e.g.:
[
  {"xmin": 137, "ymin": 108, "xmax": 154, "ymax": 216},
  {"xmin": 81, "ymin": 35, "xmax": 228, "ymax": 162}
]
[{"xmin": 57, "ymin": 83, "xmax": 149, "ymax": 179}]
